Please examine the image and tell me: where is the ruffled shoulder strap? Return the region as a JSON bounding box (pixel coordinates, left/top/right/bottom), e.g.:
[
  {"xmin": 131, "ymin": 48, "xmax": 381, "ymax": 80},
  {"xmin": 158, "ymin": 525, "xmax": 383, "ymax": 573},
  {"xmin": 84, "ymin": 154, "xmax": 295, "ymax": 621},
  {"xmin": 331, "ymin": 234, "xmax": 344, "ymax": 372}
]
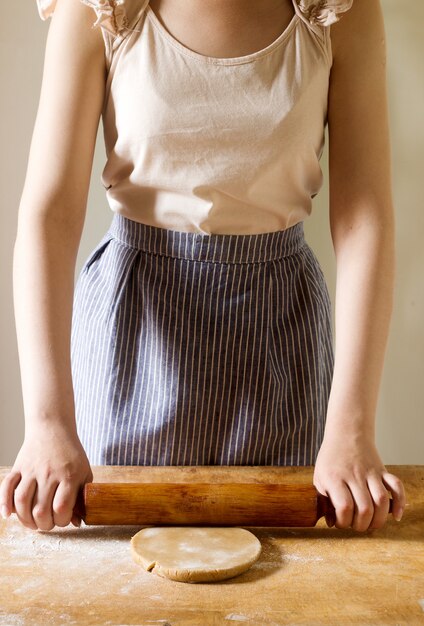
[
  {"xmin": 292, "ymin": 0, "xmax": 353, "ymax": 37},
  {"xmin": 36, "ymin": 0, "xmax": 149, "ymax": 39}
]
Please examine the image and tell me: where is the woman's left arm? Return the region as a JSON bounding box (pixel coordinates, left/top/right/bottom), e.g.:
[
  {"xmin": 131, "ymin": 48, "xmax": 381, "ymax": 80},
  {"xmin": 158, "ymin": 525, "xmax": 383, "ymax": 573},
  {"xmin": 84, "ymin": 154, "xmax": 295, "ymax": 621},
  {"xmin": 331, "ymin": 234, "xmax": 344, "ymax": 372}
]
[{"xmin": 313, "ymin": 0, "xmax": 407, "ymax": 532}]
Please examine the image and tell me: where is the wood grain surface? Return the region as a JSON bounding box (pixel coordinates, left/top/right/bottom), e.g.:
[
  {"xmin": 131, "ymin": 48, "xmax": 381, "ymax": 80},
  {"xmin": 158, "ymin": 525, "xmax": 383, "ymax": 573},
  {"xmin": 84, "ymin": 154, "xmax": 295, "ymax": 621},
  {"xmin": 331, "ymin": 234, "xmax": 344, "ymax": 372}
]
[
  {"xmin": 76, "ymin": 480, "xmax": 370, "ymax": 526},
  {"xmin": 0, "ymin": 464, "xmax": 423, "ymax": 625}
]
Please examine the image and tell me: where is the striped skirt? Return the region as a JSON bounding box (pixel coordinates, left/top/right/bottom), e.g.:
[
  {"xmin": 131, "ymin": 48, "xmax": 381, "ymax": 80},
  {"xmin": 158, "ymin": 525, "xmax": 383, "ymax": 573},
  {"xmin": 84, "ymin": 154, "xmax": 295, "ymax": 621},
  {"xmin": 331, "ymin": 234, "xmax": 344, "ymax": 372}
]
[{"xmin": 70, "ymin": 213, "xmax": 334, "ymax": 467}]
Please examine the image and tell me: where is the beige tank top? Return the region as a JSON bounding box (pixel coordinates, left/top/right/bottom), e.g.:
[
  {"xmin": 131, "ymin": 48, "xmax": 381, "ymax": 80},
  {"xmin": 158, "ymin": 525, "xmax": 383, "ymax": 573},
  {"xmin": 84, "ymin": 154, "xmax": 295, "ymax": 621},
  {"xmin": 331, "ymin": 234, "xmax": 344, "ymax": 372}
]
[{"xmin": 37, "ymin": 0, "xmax": 353, "ymax": 235}]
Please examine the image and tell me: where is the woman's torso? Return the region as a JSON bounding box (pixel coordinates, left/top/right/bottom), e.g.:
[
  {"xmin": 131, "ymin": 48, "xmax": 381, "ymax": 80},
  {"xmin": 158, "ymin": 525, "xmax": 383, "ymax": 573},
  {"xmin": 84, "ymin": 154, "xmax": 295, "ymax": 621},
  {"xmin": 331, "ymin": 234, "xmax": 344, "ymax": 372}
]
[{"xmin": 96, "ymin": 0, "xmax": 340, "ymax": 235}]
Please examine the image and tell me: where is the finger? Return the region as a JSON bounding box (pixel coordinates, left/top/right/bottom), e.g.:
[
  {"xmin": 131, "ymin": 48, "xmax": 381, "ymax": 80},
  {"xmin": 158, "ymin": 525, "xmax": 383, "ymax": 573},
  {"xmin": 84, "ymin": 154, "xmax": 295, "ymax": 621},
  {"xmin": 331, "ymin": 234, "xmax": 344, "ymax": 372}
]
[
  {"xmin": 328, "ymin": 481, "xmax": 355, "ymax": 529},
  {"xmin": 13, "ymin": 478, "xmax": 38, "ymax": 530},
  {"xmin": 0, "ymin": 471, "xmax": 22, "ymax": 518},
  {"xmin": 346, "ymin": 479, "xmax": 376, "ymax": 532},
  {"xmin": 381, "ymin": 471, "xmax": 407, "ymax": 521},
  {"xmin": 366, "ymin": 473, "xmax": 391, "ymax": 530},
  {"xmin": 52, "ymin": 480, "xmax": 79, "ymax": 528},
  {"xmin": 32, "ymin": 480, "xmax": 59, "ymax": 531}
]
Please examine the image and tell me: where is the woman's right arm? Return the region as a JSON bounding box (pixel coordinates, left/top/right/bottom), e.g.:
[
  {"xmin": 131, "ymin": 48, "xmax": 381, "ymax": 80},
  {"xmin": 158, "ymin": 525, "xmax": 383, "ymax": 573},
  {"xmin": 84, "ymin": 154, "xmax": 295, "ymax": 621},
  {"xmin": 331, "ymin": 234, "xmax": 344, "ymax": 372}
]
[{"xmin": 0, "ymin": 0, "xmax": 107, "ymax": 531}]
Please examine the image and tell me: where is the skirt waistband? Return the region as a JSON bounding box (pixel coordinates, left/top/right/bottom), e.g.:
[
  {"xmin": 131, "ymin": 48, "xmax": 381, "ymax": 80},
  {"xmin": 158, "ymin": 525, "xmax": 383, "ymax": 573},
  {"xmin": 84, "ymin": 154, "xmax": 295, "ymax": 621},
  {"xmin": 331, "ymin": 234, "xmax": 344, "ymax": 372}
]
[{"xmin": 108, "ymin": 213, "xmax": 306, "ymax": 264}]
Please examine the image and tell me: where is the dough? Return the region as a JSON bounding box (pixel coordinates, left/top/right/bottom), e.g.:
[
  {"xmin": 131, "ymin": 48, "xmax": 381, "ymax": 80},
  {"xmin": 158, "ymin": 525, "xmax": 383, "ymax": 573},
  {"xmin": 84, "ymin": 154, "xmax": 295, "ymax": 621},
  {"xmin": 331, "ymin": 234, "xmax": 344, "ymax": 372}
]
[{"xmin": 130, "ymin": 527, "xmax": 262, "ymax": 583}]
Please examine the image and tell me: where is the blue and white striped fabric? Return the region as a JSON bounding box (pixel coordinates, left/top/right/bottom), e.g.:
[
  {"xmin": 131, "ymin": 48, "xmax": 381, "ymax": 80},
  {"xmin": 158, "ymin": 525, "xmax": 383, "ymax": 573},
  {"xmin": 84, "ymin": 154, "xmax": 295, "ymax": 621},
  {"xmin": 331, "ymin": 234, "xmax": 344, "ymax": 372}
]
[{"xmin": 70, "ymin": 213, "xmax": 334, "ymax": 466}]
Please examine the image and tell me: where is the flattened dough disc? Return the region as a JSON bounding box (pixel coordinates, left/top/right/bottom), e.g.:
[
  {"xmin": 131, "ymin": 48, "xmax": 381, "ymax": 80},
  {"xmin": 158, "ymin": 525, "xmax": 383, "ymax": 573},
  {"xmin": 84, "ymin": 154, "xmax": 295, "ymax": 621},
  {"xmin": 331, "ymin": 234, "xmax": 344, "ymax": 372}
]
[{"xmin": 130, "ymin": 527, "xmax": 262, "ymax": 583}]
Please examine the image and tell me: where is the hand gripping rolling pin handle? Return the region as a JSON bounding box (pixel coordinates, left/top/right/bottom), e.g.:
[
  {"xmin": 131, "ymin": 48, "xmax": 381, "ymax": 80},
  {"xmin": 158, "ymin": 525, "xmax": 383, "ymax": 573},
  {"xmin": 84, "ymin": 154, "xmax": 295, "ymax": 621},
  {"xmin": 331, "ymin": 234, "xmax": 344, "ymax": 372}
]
[{"xmin": 73, "ymin": 482, "xmax": 394, "ymax": 527}]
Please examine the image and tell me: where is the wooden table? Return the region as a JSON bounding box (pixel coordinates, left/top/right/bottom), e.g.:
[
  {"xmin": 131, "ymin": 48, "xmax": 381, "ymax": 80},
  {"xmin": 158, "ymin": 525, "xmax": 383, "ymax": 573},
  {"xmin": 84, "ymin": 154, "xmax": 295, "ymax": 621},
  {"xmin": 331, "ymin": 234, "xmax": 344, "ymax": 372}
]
[{"xmin": 1, "ymin": 465, "xmax": 423, "ymax": 625}]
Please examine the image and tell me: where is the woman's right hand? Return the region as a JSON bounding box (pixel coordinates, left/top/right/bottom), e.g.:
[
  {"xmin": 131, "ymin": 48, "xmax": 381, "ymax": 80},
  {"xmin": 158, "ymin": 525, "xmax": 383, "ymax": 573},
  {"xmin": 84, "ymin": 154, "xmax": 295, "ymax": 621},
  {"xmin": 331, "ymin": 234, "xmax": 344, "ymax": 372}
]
[{"xmin": 0, "ymin": 423, "xmax": 93, "ymax": 531}]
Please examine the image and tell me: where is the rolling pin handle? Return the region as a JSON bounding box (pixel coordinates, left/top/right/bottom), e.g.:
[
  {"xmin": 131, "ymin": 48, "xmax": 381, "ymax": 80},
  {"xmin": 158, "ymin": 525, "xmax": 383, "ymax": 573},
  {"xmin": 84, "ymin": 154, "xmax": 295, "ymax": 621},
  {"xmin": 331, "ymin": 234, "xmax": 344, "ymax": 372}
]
[
  {"xmin": 72, "ymin": 485, "xmax": 87, "ymax": 522},
  {"xmin": 316, "ymin": 492, "xmax": 335, "ymax": 524}
]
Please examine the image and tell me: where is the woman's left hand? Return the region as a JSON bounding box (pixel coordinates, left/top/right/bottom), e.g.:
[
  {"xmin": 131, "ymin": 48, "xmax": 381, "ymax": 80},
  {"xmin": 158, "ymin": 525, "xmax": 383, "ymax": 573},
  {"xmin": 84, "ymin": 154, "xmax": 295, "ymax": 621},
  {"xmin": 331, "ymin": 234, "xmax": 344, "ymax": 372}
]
[{"xmin": 313, "ymin": 432, "xmax": 407, "ymax": 531}]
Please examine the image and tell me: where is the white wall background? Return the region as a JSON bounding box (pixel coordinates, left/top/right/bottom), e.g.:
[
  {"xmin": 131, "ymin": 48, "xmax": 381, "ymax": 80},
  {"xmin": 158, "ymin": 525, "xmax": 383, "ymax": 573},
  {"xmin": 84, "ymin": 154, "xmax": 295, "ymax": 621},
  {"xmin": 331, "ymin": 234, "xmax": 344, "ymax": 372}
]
[{"xmin": 0, "ymin": 1, "xmax": 422, "ymax": 465}]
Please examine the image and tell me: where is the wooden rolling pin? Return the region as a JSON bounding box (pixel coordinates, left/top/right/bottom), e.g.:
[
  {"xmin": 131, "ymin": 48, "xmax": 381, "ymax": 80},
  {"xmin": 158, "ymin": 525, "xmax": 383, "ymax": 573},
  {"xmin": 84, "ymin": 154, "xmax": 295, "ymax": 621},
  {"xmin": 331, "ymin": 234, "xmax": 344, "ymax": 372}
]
[{"xmin": 73, "ymin": 482, "xmax": 394, "ymax": 526}]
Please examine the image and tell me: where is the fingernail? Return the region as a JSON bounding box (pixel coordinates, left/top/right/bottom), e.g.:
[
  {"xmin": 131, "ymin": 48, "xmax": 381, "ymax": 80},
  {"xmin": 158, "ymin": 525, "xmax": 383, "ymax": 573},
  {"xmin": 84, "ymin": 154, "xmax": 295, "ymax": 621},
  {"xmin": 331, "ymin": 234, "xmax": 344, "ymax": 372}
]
[
  {"xmin": 394, "ymin": 511, "xmax": 403, "ymax": 522},
  {"xmin": 1, "ymin": 505, "xmax": 9, "ymax": 519}
]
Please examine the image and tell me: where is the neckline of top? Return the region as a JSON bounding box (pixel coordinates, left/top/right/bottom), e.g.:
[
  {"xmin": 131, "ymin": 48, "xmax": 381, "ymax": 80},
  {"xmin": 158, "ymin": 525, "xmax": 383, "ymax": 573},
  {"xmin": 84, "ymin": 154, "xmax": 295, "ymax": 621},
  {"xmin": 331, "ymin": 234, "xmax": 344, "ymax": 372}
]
[{"xmin": 144, "ymin": 2, "xmax": 301, "ymax": 66}]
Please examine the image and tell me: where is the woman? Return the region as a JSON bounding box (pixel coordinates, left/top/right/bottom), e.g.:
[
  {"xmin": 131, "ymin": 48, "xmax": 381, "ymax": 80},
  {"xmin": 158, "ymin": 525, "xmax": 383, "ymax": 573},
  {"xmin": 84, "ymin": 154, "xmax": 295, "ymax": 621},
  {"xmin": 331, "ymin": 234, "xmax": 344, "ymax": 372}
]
[{"xmin": 0, "ymin": 0, "xmax": 406, "ymax": 532}]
